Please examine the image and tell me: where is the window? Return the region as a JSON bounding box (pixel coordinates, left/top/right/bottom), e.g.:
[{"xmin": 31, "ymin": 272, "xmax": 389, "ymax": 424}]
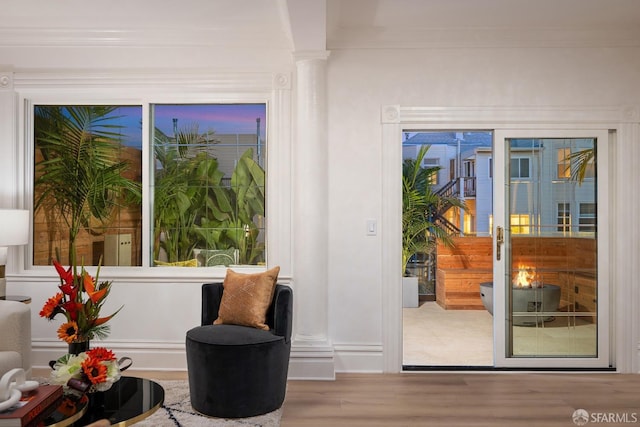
[
  {"xmin": 33, "ymin": 103, "xmax": 267, "ymax": 268},
  {"xmin": 510, "ymin": 158, "xmax": 530, "ymax": 179},
  {"xmin": 579, "ymin": 203, "xmax": 597, "ymax": 233},
  {"xmin": 489, "ymin": 157, "xmax": 493, "ymax": 178},
  {"xmin": 151, "ymin": 104, "xmax": 266, "ymax": 267},
  {"xmin": 557, "ymin": 148, "xmax": 571, "ymax": 179},
  {"xmin": 557, "ymin": 146, "xmax": 595, "ymax": 181},
  {"xmin": 510, "ymin": 214, "xmax": 530, "ymax": 235},
  {"xmin": 463, "ymin": 160, "xmax": 474, "ymax": 178},
  {"xmin": 557, "ymin": 203, "xmax": 571, "ymax": 233},
  {"xmin": 33, "ymin": 105, "xmax": 143, "ymax": 267},
  {"xmin": 423, "ymin": 158, "xmax": 439, "ymax": 185}
]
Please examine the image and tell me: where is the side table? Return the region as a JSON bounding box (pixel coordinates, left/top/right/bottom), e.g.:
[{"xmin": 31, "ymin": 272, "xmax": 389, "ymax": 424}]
[{"xmin": 43, "ymin": 377, "xmax": 164, "ymax": 427}]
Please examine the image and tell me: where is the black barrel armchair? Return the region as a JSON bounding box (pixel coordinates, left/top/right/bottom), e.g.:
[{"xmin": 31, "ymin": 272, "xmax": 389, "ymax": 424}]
[{"xmin": 185, "ymin": 282, "xmax": 293, "ymax": 418}]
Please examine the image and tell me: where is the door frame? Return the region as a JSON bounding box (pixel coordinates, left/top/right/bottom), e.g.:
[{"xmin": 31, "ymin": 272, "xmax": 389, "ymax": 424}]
[{"xmin": 381, "ymin": 105, "xmax": 639, "ymax": 373}]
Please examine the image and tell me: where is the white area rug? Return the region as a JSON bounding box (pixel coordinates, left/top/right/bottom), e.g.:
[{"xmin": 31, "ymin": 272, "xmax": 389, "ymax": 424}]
[{"xmin": 135, "ymin": 380, "xmax": 282, "ymax": 427}]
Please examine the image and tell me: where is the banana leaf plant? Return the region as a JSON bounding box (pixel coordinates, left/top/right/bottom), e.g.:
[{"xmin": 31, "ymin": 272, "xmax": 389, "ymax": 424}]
[
  {"xmin": 153, "ymin": 123, "xmax": 265, "ymax": 265},
  {"xmin": 193, "ymin": 148, "xmax": 265, "ymax": 265}
]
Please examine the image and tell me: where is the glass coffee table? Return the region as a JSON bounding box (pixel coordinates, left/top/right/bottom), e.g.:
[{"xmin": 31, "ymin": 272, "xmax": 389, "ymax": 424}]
[{"xmin": 44, "ymin": 377, "xmax": 164, "ymax": 426}]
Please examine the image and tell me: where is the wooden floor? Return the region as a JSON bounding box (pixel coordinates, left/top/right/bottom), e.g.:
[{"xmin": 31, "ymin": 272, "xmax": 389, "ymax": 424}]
[
  {"xmin": 280, "ymin": 372, "xmax": 640, "ymax": 427},
  {"xmin": 33, "ymin": 369, "xmax": 640, "ymax": 426}
]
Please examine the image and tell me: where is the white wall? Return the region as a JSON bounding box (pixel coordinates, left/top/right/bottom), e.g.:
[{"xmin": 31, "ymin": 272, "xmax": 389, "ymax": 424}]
[
  {"xmin": 326, "ymin": 46, "xmax": 640, "ymax": 372},
  {"xmin": 1, "ymin": 9, "xmax": 639, "ymax": 377}
]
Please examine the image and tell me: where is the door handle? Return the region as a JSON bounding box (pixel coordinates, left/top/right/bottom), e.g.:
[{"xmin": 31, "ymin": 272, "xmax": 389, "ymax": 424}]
[{"xmin": 496, "ymin": 226, "xmax": 504, "ymax": 261}]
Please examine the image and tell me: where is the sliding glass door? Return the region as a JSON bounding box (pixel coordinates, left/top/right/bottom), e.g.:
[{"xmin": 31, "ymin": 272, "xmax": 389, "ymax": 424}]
[{"xmin": 493, "ymin": 129, "xmax": 610, "ymax": 368}]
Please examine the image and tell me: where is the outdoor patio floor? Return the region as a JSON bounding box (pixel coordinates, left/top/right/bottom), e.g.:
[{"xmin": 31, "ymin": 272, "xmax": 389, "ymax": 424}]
[{"xmin": 403, "ymin": 301, "xmax": 597, "ymax": 367}]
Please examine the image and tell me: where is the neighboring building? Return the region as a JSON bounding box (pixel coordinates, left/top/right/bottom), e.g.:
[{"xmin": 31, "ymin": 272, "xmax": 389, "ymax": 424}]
[{"xmin": 404, "ymin": 133, "xmax": 596, "ymax": 238}]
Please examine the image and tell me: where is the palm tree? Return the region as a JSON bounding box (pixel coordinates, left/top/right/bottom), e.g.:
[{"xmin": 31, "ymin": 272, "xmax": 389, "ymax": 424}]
[
  {"xmin": 34, "ymin": 106, "xmax": 142, "ymax": 265},
  {"xmin": 402, "ymin": 145, "xmax": 467, "ymax": 274}
]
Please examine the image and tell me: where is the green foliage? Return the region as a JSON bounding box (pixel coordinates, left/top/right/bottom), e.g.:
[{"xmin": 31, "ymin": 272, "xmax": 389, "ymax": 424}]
[
  {"xmin": 34, "ymin": 106, "xmax": 142, "ymax": 263},
  {"xmin": 153, "ymin": 127, "xmax": 265, "ymax": 265},
  {"xmin": 402, "ymin": 145, "xmax": 467, "ymax": 274}
]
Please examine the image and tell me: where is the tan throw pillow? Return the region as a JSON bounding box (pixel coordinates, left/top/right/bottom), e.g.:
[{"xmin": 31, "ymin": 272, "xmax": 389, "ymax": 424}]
[{"xmin": 213, "ymin": 266, "xmax": 280, "ymax": 330}]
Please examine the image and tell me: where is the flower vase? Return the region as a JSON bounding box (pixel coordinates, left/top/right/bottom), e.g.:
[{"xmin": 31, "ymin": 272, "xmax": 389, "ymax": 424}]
[{"xmin": 68, "ymin": 340, "xmax": 90, "ymax": 355}]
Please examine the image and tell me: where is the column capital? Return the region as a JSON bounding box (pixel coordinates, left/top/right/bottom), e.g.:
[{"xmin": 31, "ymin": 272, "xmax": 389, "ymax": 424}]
[{"xmin": 293, "ymin": 50, "xmax": 331, "ymax": 63}]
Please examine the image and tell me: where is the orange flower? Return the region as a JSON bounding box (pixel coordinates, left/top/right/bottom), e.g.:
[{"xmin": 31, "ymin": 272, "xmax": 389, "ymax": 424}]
[
  {"xmin": 44, "ymin": 259, "xmax": 122, "ymax": 345},
  {"xmin": 57, "ymin": 321, "xmax": 79, "ymax": 343},
  {"xmin": 93, "ymin": 314, "xmax": 115, "ymax": 327},
  {"xmin": 86, "ymin": 347, "xmax": 116, "ymax": 362},
  {"xmin": 83, "ymin": 272, "xmax": 107, "ymax": 303},
  {"xmin": 39, "ymin": 293, "xmax": 63, "ymax": 319},
  {"xmin": 82, "ymin": 357, "xmax": 108, "ymax": 384}
]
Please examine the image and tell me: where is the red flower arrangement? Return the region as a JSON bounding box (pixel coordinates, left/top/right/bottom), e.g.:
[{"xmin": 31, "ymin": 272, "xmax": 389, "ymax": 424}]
[{"xmin": 39, "ymin": 260, "xmax": 122, "ymax": 344}]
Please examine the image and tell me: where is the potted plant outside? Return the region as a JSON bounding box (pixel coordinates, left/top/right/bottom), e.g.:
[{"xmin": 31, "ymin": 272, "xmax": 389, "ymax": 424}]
[{"xmin": 402, "ymin": 145, "xmax": 466, "ymax": 307}]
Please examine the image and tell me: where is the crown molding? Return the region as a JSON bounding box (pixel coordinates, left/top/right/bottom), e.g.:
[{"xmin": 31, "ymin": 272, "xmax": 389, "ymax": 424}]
[
  {"xmin": 0, "ymin": 27, "xmax": 291, "ymax": 49},
  {"xmin": 385, "ymin": 105, "xmax": 640, "ymax": 125},
  {"xmin": 329, "ymin": 27, "xmax": 640, "ymax": 49},
  {"xmin": 12, "ymin": 70, "xmax": 288, "ymax": 94}
]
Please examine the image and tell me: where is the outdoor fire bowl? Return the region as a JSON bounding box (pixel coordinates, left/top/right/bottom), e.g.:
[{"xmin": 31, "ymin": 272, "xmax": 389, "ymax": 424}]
[{"xmin": 479, "ymin": 282, "xmax": 561, "ymax": 326}]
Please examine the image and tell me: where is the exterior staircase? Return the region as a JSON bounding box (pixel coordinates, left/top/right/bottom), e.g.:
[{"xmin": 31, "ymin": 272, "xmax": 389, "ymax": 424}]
[{"xmin": 431, "ymin": 179, "xmax": 461, "ymax": 235}]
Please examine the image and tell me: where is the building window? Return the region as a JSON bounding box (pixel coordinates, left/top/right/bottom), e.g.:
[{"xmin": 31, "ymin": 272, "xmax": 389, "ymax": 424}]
[
  {"xmin": 423, "ymin": 157, "xmax": 439, "ymax": 185},
  {"xmin": 510, "ymin": 158, "xmax": 530, "ymax": 179},
  {"xmin": 557, "ymin": 148, "xmax": 571, "ymax": 179},
  {"xmin": 510, "ymin": 214, "xmax": 530, "ymax": 235},
  {"xmin": 557, "ymin": 146, "xmax": 595, "ymax": 181},
  {"xmin": 557, "ymin": 203, "xmax": 571, "ymax": 233},
  {"xmin": 33, "ymin": 103, "xmax": 267, "ymax": 268},
  {"xmin": 579, "ymin": 203, "xmax": 597, "ymax": 233},
  {"xmin": 489, "ymin": 157, "xmax": 493, "ymax": 178},
  {"xmin": 463, "ymin": 160, "xmax": 474, "ymax": 178}
]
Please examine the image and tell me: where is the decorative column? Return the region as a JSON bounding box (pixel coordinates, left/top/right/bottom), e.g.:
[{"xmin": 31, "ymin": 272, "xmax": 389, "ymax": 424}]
[
  {"xmin": 291, "ymin": 50, "xmax": 334, "ymax": 378},
  {"xmin": 0, "ymin": 71, "xmax": 16, "ymax": 207}
]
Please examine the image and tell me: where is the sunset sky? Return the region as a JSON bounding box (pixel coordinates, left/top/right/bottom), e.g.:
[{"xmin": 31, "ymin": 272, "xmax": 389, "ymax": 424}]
[{"xmin": 114, "ymin": 103, "xmax": 266, "ymax": 149}]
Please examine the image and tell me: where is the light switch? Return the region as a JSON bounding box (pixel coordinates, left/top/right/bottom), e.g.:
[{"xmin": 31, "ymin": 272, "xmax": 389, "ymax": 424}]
[{"xmin": 366, "ymin": 219, "xmax": 377, "ymax": 236}]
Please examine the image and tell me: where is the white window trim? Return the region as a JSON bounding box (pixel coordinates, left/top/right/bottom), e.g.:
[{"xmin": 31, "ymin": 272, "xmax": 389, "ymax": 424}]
[{"xmin": 13, "ymin": 71, "xmax": 293, "ymax": 281}]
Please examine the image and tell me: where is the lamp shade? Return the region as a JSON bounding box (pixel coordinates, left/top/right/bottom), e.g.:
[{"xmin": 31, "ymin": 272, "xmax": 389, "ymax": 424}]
[{"xmin": 0, "ymin": 209, "xmax": 30, "ymax": 247}]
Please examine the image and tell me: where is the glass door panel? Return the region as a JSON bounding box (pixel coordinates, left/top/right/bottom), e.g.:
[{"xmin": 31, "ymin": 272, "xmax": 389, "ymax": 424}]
[
  {"xmin": 494, "ymin": 130, "xmax": 609, "ymax": 368},
  {"xmin": 508, "ymin": 137, "xmax": 597, "ymax": 357}
]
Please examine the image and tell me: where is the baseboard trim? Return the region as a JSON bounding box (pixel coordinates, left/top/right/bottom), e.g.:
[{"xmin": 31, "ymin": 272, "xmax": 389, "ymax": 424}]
[
  {"xmin": 403, "ymin": 365, "xmax": 617, "ymax": 372},
  {"xmin": 289, "ymin": 345, "xmax": 336, "ymax": 380}
]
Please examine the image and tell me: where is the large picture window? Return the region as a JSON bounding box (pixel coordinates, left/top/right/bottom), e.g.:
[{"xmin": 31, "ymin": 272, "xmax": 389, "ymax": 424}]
[{"xmin": 33, "ymin": 103, "xmax": 267, "ymax": 268}]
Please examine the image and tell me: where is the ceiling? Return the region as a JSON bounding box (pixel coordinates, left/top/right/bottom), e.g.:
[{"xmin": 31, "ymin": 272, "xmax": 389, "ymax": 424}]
[
  {"xmin": 324, "ymin": 0, "xmax": 640, "ymax": 48},
  {"xmin": 1, "ymin": 0, "xmax": 639, "ymax": 50}
]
